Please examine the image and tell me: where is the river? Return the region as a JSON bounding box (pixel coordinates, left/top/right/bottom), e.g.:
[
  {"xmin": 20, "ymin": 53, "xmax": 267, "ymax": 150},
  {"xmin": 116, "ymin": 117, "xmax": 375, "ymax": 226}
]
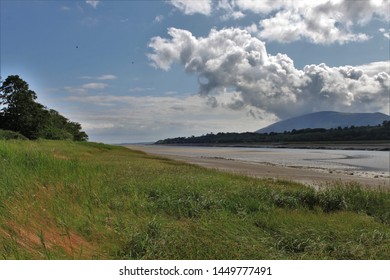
[{"xmin": 128, "ymin": 145, "xmax": 390, "ymax": 179}]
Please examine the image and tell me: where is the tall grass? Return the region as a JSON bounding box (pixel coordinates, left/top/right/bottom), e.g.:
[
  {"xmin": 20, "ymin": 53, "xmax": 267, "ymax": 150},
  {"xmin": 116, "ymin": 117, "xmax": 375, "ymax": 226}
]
[{"xmin": 0, "ymin": 140, "xmax": 389, "ymax": 259}]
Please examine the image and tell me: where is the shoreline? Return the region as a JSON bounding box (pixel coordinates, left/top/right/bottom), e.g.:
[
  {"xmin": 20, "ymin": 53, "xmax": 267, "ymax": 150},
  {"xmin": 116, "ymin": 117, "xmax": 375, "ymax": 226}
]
[
  {"xmin": 152, "ymin": 141, "xmax": 390, "ymax": 151},
  {"xmin": 125, "ymin": 145, "xmax": 390, "ymax": 189}
]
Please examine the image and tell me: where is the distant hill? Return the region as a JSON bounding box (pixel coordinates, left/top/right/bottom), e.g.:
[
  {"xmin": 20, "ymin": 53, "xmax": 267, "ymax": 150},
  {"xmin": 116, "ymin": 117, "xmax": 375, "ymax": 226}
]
[{"xmin": 256, "ymin": 111, "xmax": 390, "ymax": 133}]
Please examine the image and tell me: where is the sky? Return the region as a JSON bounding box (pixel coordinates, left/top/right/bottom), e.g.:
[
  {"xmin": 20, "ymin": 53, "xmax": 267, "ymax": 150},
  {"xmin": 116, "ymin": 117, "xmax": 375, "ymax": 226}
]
[{"xmin": 1, "ymin": 0, "xmax": 389, "ymax": 143}]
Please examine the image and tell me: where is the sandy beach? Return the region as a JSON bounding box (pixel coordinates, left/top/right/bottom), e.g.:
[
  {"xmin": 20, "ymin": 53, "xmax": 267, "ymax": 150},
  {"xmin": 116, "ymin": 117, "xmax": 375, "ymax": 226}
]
[{"xmin": 125, "ymin": 145, "xmax": 390, "ymax": 189}]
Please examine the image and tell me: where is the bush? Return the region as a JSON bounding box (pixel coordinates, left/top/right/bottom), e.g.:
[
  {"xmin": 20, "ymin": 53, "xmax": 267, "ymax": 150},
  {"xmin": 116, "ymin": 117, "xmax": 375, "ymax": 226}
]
[
  {"xmin": 38, "ymin": 127, "xmax": 73, "ymax": 140},
  {"xmin": 318, "ymin": 190, "xmax": 347, "ymax": 213},
  {"xmin": 0, "ymin": 129, "xmax": 28, "ymax": 140}
]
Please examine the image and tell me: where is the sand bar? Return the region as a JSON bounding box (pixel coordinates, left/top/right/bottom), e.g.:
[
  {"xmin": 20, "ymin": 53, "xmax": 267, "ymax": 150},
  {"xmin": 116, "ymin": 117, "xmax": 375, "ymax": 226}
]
[{"xmin": 124, "ymin": 144, "xmax": 390, "ymax": 189}]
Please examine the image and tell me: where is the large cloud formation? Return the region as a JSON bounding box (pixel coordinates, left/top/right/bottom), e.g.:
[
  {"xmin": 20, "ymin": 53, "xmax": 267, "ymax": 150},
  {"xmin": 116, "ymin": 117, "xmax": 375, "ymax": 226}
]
[
  {"xmin": 238, "ymin": 0, "xmax": 389, "ymax": 44},
  {"xmin": 148, "ymin": 27, "xmax": 389, "ymax": 119},
  {"xmin": 169, "ymin": 0, "xmax": 389, "ymax": 44}
]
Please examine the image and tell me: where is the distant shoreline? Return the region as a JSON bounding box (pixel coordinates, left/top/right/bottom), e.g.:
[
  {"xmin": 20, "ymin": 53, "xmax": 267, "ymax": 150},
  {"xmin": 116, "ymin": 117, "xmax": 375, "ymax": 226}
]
[{"xmin": 153, "ymin": 141, "xmax": 390, "ymax": 151}]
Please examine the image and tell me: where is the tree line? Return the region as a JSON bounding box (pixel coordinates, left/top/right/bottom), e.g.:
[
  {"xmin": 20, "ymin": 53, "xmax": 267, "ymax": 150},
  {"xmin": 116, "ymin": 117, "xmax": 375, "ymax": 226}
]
[
  {"xmin": 156, "ymin": 121, "xmax": 390, "ymax": 145},
  {"xmin": 0, "ymin": 75, "xmax": 88, "ymax": 141}
]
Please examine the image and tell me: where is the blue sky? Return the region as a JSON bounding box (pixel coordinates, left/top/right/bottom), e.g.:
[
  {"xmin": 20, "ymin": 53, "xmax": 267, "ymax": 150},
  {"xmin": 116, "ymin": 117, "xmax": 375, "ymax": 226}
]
[{"xmin": 1, "ymin": 0, "xmax": 389, "ymax": 143}]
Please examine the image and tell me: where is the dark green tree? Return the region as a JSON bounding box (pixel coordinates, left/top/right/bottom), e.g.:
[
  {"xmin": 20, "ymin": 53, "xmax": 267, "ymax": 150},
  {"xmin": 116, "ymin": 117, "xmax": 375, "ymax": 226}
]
[
  {"xmin": 39, "ymin": 109, "xmax": 74, "ymax": 140},
  {"xmin": 65, "ymin": 121, "xmax": 89, "ymax": 141},
  {"xmin": 0, "ymin": 75, "xmax": 88, "ymax": 141},
  {"xmin": 0, "ymin": 75, "xmax": 46, "ymax": 139}
]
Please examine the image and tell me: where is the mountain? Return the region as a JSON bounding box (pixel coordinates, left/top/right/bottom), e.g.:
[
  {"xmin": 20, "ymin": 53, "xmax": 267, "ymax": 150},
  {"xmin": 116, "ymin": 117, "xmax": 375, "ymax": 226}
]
[{"xmin": 256, "ymin": 111, "xmax": 390, "ymax": 133}]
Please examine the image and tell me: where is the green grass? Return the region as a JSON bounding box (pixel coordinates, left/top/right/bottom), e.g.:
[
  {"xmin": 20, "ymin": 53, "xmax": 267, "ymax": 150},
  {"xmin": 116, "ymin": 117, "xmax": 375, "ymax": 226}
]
[{"xmin": 0, "ymin": 140, "xmax": 389, "ymax": 259}]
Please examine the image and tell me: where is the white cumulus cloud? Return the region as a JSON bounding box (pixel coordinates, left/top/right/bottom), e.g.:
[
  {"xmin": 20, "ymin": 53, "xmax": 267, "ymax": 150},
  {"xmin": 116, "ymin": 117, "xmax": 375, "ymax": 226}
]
[
  {"xmin": 257, "ymin": 7, "xmax": 370, "ymax": 44},
  {"xmin": 379, "ymin": 28, "xmax": 390, "ymax": 39},
  {"xmin": 63, "ymin": 82, "xmax": 108, "ymax": 94},
  {"xmin": 169, "ymin": 0, "xmax": 212, "ymax": 15},
  {"xmin": 82, "ymin": 83, "xmax": 108, "ymax": 90},
  {"xmin": 170, "ymin": 0, "xmax": 389, "ymax": 44},
  {"xmin": 97, "ymin": 74, "xmax": 117, "ymax": 80},
  {"xmin": 86, "ymin": 1, "xmax": 100, "ymax": 9},
  {"xmin": 154, "ymin": 15, "xmax": 164, "ymax": 23},
  {"xmin": 218, "ymin": 0, "xmax": 245, "ymax": 21},
  {"xmin": 81, "ymin": 74, "xmax": 117, "ymax": 80},
  {"xmin": 236, "ymin": 0, "xmax": 390, "ymax": 44},
  {"xmin": 234, "ymin": 0, "xmax": 284, "ymax": 14},
  {"xmin": 256, "ymin": 0, "xmax": 390, "ymax": 44},
  {"xmin": 148, "ymin": 27, "xmax": 390, "ymax": 119}
]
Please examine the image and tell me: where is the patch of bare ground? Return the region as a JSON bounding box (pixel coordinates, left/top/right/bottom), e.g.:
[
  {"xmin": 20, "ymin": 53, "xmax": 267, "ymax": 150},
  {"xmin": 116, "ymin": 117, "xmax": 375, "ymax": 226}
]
[
  {"xmin": 0, "ymin": 185, "xmax": 102, "ymax": 259},
  {"xmin": 0, "ymin": 211, "xmax": 99, "ymax": 259},
  {"xmin": 51, "ymin": 151, "xmax": 69, "ymax": 160}
]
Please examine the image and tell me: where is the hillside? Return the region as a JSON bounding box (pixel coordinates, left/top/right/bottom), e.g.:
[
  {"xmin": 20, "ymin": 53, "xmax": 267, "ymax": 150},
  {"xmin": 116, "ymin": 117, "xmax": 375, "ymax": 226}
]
[
  {"xmin": 1, "ymin": 140, "xmax": 390, "ymax": 259},
  {"xmin": 256, "ymin": 111, "xmax": 390, "ymax": 133},
  {"xmin": 156, "ymin": 121, "xmax": 390, "ymax": 147}
]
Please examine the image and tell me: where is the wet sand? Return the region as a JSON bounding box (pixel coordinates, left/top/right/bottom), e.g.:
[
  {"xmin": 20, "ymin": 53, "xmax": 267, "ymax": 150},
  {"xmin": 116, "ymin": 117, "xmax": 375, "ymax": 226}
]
[{"xmin": 124, "ymin": 145, "xmax": 390, "ymax": 189}]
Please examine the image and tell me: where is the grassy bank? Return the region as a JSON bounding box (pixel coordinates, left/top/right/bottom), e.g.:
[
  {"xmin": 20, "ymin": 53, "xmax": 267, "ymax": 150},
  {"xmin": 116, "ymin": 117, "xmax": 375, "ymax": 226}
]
[{"xmin": 0, "ymin": 140, "xmax": 389, "ymax": 259}]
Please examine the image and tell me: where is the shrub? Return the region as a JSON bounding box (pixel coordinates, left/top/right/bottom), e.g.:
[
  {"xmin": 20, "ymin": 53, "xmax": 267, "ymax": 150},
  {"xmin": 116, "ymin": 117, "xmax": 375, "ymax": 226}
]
[{"xmin": 0, "ymin": 129, "xmax": 28, "ymax": 140}]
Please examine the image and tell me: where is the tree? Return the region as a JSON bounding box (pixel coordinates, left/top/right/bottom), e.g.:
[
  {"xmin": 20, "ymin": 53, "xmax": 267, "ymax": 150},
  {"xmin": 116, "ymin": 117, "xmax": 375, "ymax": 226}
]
[
  {"xmin": 0, "ymin": 75, "xmax": 45, "ymax": 139},
  {"xmin": 0, "ymin": 75, "xmax": 88, "ymax": 141},
  {"xmin": 38, "ymin": 109, "xmax": 74, "ymax": 140},
  {"xmin": 65, "ymin": 121, "xmax": 89, "ymax": 141}
]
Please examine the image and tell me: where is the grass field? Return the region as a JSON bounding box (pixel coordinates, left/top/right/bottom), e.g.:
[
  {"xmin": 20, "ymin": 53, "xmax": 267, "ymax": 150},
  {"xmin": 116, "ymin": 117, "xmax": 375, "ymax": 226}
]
[{"xmin": 0, "ymin": 140, "xmax": 389, "ymax": 259}]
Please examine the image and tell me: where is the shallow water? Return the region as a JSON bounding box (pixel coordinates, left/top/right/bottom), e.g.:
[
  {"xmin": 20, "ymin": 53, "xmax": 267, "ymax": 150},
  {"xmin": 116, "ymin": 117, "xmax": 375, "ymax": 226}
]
[{"xmin": 139, "ymin": 145, "xmax": 390, "ymax": 176}]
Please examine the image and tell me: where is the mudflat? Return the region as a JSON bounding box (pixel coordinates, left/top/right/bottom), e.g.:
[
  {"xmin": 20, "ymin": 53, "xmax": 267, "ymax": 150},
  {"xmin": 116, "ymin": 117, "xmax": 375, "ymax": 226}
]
[{"xmin": 125, "ymin": 145, "xmax": 390, "ymax": 188}]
